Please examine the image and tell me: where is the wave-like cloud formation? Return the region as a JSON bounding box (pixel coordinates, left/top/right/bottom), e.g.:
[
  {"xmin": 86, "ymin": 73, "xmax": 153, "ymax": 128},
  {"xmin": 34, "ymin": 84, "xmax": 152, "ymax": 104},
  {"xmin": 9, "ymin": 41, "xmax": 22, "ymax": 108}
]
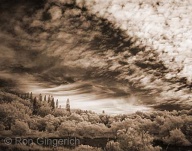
[
  {"xmin": 0, "ymin": 0, "xmax": 191, "ymax": 110},
  {"xmin": 76, "ymin": 0, "xmax": 192, "ymax": 104},
  {"xmin": 77, "ymin": 0, "xmax": 192, "ymax": 81}
]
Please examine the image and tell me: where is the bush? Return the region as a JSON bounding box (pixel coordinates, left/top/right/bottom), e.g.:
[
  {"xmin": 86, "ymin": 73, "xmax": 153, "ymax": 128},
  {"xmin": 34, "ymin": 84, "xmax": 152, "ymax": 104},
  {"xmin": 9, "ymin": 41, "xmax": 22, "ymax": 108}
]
[
  {"xmin": 58, "ymin": 121, "xmax": 76, "ymax": 136},
  {"xmin": 46, "ymin": 124, "xmax": 55, "ymax": 133},
  {"xmin": 52, "ymin": 108, "xmax": 67, "ymax": 117},
  {"xmin": 117, "ymin": 128, "xmax": 161, "ymax": 151},
  {"xmin": 0, "ymin": 123, "xmax": 5, "ymax": 131},
  {"xmin": 106, "ymin": 141, "xmax": 122, "ymax": 151},
  {"xmin": 38, "ymin": 104, "xmax": 52, "ymax": 117},
  {"xmin": 11, "ymin": 120, "xmax": 30, "ymax": 136},
  {"xmin": 36, "ymin": 118, "xmax": 47, "ymax": 131},
  {"xmin": 74, "ymin": 145, "xmax": 103, "ymax": 151},
  {"xmin": 163, "ymin": 128, "xmax": 191, "ymax": 146},
  {"xmin": 0, "ymin": 102, "xmax": 31, "ymax": 129},
  {"xmin": 69, "ymin": 113, "xmax": 84, "ymax": 122}
]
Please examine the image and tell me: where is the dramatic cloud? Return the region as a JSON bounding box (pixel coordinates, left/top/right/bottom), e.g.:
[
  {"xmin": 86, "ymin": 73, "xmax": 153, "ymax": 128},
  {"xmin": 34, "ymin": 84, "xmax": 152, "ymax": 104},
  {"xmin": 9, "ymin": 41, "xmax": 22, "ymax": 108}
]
[{"xmin": 0, "ymin": 0, "xmax": 191, "ymax": 113}]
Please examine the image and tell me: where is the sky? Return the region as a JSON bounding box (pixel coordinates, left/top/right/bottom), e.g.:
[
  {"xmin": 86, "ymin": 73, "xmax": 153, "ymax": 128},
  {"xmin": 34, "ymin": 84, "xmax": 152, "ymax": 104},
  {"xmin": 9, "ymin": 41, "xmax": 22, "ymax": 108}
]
[{"xmin": 0, "ymin": 0, "xmax": 191, "ymax": 114}]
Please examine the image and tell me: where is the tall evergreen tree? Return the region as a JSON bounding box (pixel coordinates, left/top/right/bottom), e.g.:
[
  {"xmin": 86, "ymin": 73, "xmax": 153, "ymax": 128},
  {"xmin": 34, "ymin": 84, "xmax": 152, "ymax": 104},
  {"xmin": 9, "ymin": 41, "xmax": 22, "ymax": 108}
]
[
  {"xmin": 51, "ymin": 98, "xmax": 55, "ymax": 110},
  {"xmin": 44, "ymin": 95, "xmax": 46, "ymax": 101},
  {"xmin": 30, "ymin": 92, "xmax": 33, "ymax": 100},
  {"xmin": 20, "ymin": 94, "xmax": 23, "ymax": 99},
  {"xmin": 24, "ymin": 93, "xmax": 27, "ymax": 99},
  {"xmin": 39, "ymin": 94, "xmax": 42, "ymax": 102},
  {"xmin": 33, "ymin": 97, "xmax": 38, "ymax": 114},
  {"xmin": 23, "ymin": 93, "xmax": 26, "ymax": 99},
  {"xmin": 56, "ymin": 99, "xmax": 58, "ymax": 108},
  {"xmin": 66, "ymin": 99, "xmax": 70, "ymax": 112},
  {"xmin": 48, "ymin": 95, "xmax": 51, "ymax": 103},
  {"xmin": 26, "ymin": 92, "xmax": 30, "ymax": 99}
]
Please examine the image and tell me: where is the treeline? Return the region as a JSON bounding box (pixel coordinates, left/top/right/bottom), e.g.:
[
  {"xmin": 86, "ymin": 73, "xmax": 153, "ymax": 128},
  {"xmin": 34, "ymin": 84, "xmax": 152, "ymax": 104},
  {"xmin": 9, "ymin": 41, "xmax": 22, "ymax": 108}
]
[
  {"xmin": 0, "ymin": 91, "xmax": 61, "ymax": 116},
  {"xmin": 26, "ymin": 92, "xmax": 59, "ymax": 115},
  {"xmin": 0, "ymin": 91, "xmax": 64, "ymax": 130},
  {"xmin": 0, "ymin": 91, "xmax": 192, "ymax": 151}
]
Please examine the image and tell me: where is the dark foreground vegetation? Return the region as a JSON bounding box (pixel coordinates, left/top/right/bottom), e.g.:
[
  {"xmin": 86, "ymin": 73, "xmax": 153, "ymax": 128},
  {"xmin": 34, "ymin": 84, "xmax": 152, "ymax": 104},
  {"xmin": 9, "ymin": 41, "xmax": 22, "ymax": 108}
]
[{"xmin": 0, "ymin": 90, "xmax": 192, "ymax": 151}]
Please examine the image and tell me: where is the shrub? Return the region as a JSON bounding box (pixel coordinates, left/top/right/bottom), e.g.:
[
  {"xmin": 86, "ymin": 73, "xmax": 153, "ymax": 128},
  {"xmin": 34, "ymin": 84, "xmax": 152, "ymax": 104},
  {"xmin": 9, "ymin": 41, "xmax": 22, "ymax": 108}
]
[
  {"xmin": 106, "ymin": 140, "xmax": 122, "ymax": 151},
  {"xmin": 11, "ymin": 120, "xmax": 30, "ymax": 136},
  {"xmin": 0, "ymin": 123, "xmax": 5, "ymax": 131},
  {"xmin": 58, "ymin": 121, "xmax": 76, "ymax": 136},
  {"xmin": 117, "ymin": 128, "xmax": 161, "ymax": 151},
  {"xmin": 52, "ymin": 108, "xmax": 67, "ymax": 117},
  {"xmin": 74, "ymin": 145, "xmax": 103, "ymax": 151},
  {"xmin": 163, "ymin": 128, "xmax": 191, "ymax": 146},
  {"xmin": 38, "ymin": 104, "xmax": 52, "ymax": 117},
  {"xmin": 46, "ymin": 124, "xmax": 55, "ymax": 133}
]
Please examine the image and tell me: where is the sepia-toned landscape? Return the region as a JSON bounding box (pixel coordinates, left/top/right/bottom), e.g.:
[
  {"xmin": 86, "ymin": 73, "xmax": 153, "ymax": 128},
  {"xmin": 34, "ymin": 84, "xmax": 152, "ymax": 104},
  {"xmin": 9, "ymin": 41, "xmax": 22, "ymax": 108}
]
[{"xmin": 0, "ymin": 0, "xmax": 192, "ymax": 151}]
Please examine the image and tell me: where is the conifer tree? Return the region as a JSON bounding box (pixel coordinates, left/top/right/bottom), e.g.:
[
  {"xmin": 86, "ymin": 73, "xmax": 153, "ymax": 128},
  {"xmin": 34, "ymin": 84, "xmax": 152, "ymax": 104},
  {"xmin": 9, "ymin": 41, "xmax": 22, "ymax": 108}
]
[
  {"xmin": 33, "ymin": 97, "xmax": 37, "ymax": 114},
  {"xmin": 44, "ymin": 95, "xmax": 46, "ymax": 101},
  {"xmin": 26, "ymin": 92, "xmax": 30, "ymax": 99},
  {"xmin": 39, "ymin": 94, "xmax": 42, "ymax": 102},
  {"xmin": 51, "ymin": 97, "xmax": 55, "ymax": 110},
  {"xmin": 30, "ymin": 92, "xmax": 33, "ymax": 100},
  {"xmin": 24, "ymin": 93, "xmax": 27, "ymax": 99},
  {"xmin": 48, "ymin": 95, "xmax": 51, "ymax": 103},
  {"xmin": 66, "ymin": 99, "xmax": 70, "ymax": 112},
  {"xmin": 56, "ymin": 99, "xmax": 58, "ymax": 108}
]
